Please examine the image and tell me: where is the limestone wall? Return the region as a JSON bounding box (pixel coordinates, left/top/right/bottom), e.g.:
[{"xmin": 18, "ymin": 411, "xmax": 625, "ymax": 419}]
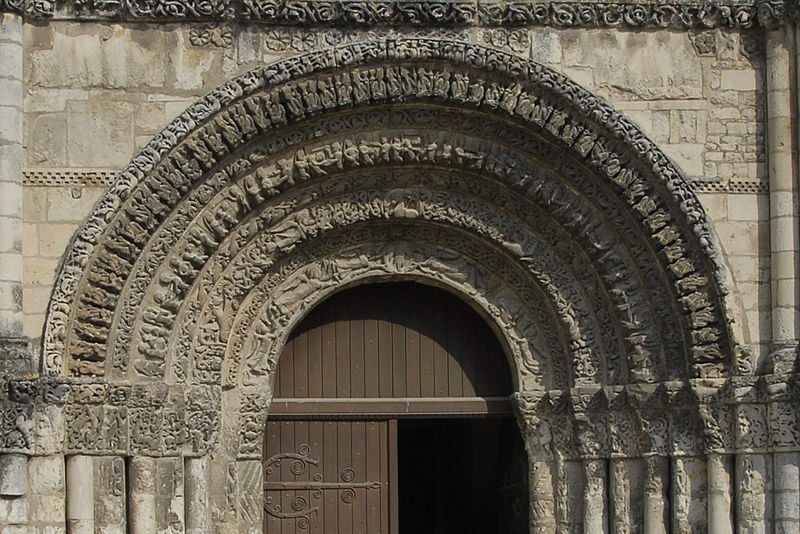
[{"xmin": 20, "ymin": 23, "xmax": 771, "ymax": 366}]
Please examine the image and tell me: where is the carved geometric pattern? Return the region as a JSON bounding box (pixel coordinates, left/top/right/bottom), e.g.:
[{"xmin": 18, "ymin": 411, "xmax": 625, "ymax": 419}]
[{"xmin": 22, "ymin": 167, "xmax": 770, "ymax": 195}]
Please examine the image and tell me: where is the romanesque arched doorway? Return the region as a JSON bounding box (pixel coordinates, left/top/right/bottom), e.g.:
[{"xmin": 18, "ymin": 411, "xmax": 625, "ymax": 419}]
[
  {"xmin": 265, "ymin": 282, "xmax": 528, "ymax": 533},
  {"xmin": 37, "ymin": 39, "xmax": 745, "ymax": 533}
]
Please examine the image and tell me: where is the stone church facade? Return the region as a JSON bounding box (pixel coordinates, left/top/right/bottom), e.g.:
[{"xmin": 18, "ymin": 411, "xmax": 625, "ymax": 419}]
[{"xmin": 0, "ymin": 1, "xmax": 799, "ymax": 532}]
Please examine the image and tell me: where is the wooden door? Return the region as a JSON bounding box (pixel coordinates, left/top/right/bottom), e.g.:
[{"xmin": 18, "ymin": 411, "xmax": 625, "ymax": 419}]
[
  {"xmin": 264, "ymin": 419, "xmax": 396, "ymax": 533},
  {"xmin": 265, "ymin": 282, "xmax": 521, "ymax": 533}
]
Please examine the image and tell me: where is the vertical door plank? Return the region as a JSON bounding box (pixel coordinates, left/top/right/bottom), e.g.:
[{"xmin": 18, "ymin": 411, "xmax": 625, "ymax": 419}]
[
  {"xmin": 388, "ymin": 419, "xmax": 399, "ymax": 534},
  {"xmin": 363, "ymin": 288, "xmax": 380, "ymax": 397},
  {"xmin": 322, "ymin": 421, "xmax": 338, "ymax": 533},
  {"xmin": 265, "ymin": 422, "xmax": 282, "ymax": 534},
  {"xmin": 276, "ymin": 340, "xmax": 293, "ymax": 397},
  {"xmin": 307, "ymin": 311, "xmax": 323, "ymax": 397},
  {"xmin": 433, "ymin": 303, "xmax": 449, "ymax": 397},
  {"xmin": 447, "ymin": 295, "xmax": 464, "ymax": 397},
  {"xmin": 365, "ymin": 421, "xmax": 382, "ymax": 533},
  {"xmin": 351, "ymin": 421, "xmax": 368, "ymax": 534},
  {"xmin": 295, "ymin": 422, "xmax": 311, "ymax": 533},
  {"xmin": 377, "ymin": 290, "xmax": 394, "ymax": 397},
  {"xmin": 336, "ymin": 298, "xmax": 351, "ymax": 398},
  {"xmin": 350, "ymin": 291, "xmax": 365, "ymax": 398},
  {"xmin": 461, "ymin": 302, "xmax": 478, "ymax": 396},
  {"xmin": 477, "ymin": 313, "xmax": 496, "ymax": 394},
  {"xmin": 418, "ymin": 314, "xmax": 434, "ymax": 398},
  {"xmin": 293, "ymin": 325, "xmax": 309, "ymax": 398},
  {"xmin": 405, "ymin": 288, "xmax": 421, "ymax": 397},
  {"xmin": 337, "ymin": 421, "xmax": 354, "ymax": 533},
  {"xmin": 280, "ymin": 421, "xmax": 296, "ymax": 534},
  {"xmin": 308, "ymin": 421, "xmax": 324, "ymax": 534},
  {"xmin": 390, "ymin": 300, "xmax": 407, "ymax": 397},
  {"xmin": 321, "ymin": 302, "xmax": 337, "ymax": 398}
]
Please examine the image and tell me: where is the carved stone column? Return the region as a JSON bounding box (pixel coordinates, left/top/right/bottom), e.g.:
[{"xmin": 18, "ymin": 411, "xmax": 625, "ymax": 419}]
[
  {"xmin": 642, "ymin": 456, "xmax": 669, "ymax": 534},
  {"xmin": 66, "ymin": 455, "xmax": 95, "ymax": 534},
  {"xmin": 672, "ymin": 457, "xmax": 708, "ymax": 532},
  {"xmin": 185, "ymin": 457, "xmax": 211, "ymax": 534},
  {"xmin": 583, "ymin": 459, "xmax": 609, "ymax": 533},
  {"xmin": 707, "ymin": 453, "xmax": 733, "ymax": 534},
  {"xmin": 0, "ymin": 453, "xmax": 28, "ymax": 530},
  {"xmin": 529, "ymin": 459, "xmax": 556, "ymax": 533},
  {"xmin": 766, "ymin": 25, "xmax": 799, "ymax": 371},
  {"xmin": 93, "ymin": 456, "xmax": 126, "ymax": 533},
  {"xmin": 610, "ymin": 458, "xmax": 644, "ymax": 534},
  {"xmin": 735, "ymin": 453, "xmax": 772, "ymax": 534},
  {"xmin": 236, "ymin": 459, "xmax": 263, "ymax": 531},
  {"xmin": 128, "ymin": 457, "xmax": 156, "ymax": 534}
]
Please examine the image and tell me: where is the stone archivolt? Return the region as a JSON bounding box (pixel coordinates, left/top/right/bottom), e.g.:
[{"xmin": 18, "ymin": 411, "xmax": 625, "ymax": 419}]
[{"xmin": 25, "ymin": 38, "xmax": 761, "ymax": 460}]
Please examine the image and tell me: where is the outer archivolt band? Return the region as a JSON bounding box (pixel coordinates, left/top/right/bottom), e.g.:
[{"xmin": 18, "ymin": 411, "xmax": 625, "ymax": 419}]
[{"xmin": 45, "ymin": 40, "xmax": 733, "ymax": 385}]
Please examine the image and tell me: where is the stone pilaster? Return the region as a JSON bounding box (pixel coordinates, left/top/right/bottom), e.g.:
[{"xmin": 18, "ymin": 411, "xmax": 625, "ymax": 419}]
[
  {"xmin": 0, "ymin": 454, "xmax": 28, "ymax": 531},
  {"xmin": 773, "ymin": 451, "xmax": 800, "ymax": 532},
  {"xmin": 28, "ymin": 455, "xmax": 67, "ymax": 533},
  {"xmin": 766, "ymin": 25, "xmax": 799, "ymax": 372},
  {"xmin": 0, "ymin": 13, "xmax": 28, "ymax": 377}
]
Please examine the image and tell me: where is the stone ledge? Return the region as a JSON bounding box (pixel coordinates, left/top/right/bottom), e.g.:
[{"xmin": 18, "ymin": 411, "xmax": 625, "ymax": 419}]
[
  {"xmin": 1, "ymin": 0, "xmax": 798, "ymax": 29},
  {"xmin": 22, "ymin": 168, "xmax": 117, "ymax": 188}
]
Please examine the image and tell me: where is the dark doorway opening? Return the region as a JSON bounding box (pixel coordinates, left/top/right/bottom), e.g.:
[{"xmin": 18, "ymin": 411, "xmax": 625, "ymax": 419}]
[{"xmin": 398, "ymin": 418, "xmax": 529, "ymax": 534}]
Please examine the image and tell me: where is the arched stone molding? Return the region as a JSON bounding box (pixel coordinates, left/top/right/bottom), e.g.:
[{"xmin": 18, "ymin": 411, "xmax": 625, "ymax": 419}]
[
  {"xmin": 44, "ymin": 38, "xmax": 735, "ymax": 387},
  {"xmin": 26, "ymin": 37, "xmax": 800, "ymax": 533}
]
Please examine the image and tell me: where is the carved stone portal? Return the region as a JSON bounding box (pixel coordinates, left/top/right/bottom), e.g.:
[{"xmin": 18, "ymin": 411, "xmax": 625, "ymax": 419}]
[{"xmin": 0, "ymin": 37, "xmax": 794, "ymax": 533}]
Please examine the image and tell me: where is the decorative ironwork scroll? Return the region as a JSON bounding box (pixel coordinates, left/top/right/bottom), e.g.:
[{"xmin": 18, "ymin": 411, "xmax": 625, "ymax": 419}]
[{"xmin": 264, "ymin": 444, "xmax": 382, "ymax": 529}]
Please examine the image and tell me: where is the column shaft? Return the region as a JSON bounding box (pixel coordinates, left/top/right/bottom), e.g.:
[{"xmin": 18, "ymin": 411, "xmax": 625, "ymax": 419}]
[
  {"xmin": 707, "ymin": 454, "xmax": 733, "ymax": 534},
  {"xmin": 128, "ymin": 457, "xmax": 156, "ymax": 534},
  {"xmin": 773, "ymin": 451, "xmax": 800, "ymax": 532},
  {"xmin": 185, "ymin": 457, "xmax": 211, "ymax": 534},
  {"xmin": 66, "ymin": 455, "xmax": 94, "ymax": 534},
  {"xmin": 766, "ymin": 26, "xmax": 799, "ymax": 368},
  {"xmin": 643, "ymin": 456, "xmax": 669, "ymax": 534},
  {"xmin": 583, "ymin": 459, "xmax": 609, "ymax": 533}
]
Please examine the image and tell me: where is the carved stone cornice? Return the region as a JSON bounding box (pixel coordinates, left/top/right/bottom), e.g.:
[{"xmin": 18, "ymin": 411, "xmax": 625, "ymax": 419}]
[{"xmin": 2, "ymin": 0, "xmax": 797, "ymax": 28}]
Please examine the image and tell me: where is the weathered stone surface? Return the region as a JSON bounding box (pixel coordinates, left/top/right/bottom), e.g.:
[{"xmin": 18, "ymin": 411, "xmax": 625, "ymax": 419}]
[
  {"xmin": 66, "ymin": 100, "xmax": 133, "ymax": 167},
  {"xmin": 561, "ymin": 29, "xmax": 703, "ymax": 100},
  {"xmin": 0, "ymin": 455, "xmax": 27, "ymax": 496},
  {"xmin": 26, "ymin": 26, "xmax": 167, "ymax": 89},
  {"xmin": 27, "ymin": 114, "xmax": 66, "ymax": 166}
]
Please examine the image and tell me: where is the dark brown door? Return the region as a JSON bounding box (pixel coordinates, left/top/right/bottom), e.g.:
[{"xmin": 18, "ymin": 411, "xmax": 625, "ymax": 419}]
[
  {"xmin": 264, "ymin": 419, "xmax": 397, "ymax": 533},
  {"xmin": 265, "ymin": 283, "xmax": 526, "ymax": 533}
]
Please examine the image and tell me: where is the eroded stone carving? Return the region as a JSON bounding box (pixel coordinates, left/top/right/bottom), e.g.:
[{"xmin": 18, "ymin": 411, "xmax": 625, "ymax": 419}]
[
  {"xmin": 44, "ymin": 41, "xmax": 732, "ymax": 387},
  {"xmin": 9, "ymin": 0, "xmax": 795, "ymax": 27}
]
